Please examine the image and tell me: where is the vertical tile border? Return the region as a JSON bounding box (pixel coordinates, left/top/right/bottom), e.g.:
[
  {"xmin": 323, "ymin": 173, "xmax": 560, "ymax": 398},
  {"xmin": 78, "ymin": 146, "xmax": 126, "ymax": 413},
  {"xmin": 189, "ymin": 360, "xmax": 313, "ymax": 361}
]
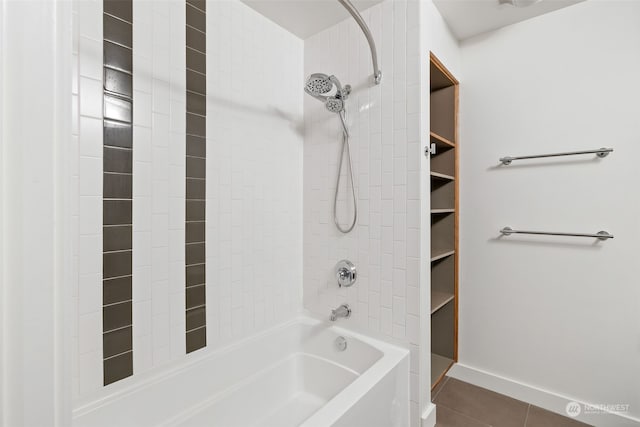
[
  {"xmin": 103, "ymin": 0, "xmax": 134, "ymax": 385},
  {"xmin": 185, "ymin": 0, "xmax": 206, "ymax": 353}
]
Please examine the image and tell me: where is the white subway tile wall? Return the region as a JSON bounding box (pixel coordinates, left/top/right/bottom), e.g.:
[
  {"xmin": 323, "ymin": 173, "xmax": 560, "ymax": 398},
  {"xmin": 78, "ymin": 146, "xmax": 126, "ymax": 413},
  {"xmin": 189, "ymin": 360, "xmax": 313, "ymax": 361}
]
[
  {"xmin": 131, "ymin": 0, "xmax": 187, "ymax": 374},
  {"xmin": 303, "ymin": 0, "xmax": 421, "ymax": 424},
  {"xmin": 75, "ymin": 0, "xmax": 103, "ymax": 397},
  {"xmin": 74, "ymin": 0, "xmax": 304, "ymax": 397},
  {"xmin": 205, "ymin": 0, "xmax": 304, "ymax": 347},
  {"xmin": 73, "ymin": 0, "xmax": 420, "ymax": 412}
]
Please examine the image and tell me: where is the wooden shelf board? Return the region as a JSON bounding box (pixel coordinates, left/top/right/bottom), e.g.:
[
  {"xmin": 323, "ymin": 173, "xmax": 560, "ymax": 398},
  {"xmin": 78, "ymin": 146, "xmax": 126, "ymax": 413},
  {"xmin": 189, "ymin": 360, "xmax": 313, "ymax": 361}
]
[
  {"xmin": 431, "ymin": 291, "xmax": 455, "ymax": 314},
  {"xmin": 431, "ymin": 353, "xmax": 454, "ymax": 388},
  {"xmin": 431, "ymin": 249, "xmax": 455, "ymax": 263},
  {"xmin": 431, "ymin": 208, "xmax": 455, "ymax": 214},
  {"xmin": 430, "ymin": 171, "xmax": 455, "ymax": 181},
  {"xmin": 430, "ymin": 131, "xmax": 455, "ymax": 148}
]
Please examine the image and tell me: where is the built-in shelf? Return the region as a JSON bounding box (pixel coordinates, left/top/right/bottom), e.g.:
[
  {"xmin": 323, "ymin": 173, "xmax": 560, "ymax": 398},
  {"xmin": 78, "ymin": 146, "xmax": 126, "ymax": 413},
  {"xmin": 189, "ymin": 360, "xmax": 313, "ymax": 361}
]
[
  {"xmin": 430, "ymin": 131, "xmax": 455, "ymax": 148},
  {"xmin": 430, "ymin": 171, "xmax": 455, "ymax": 181},
  {"xmin": 431, "ymin": 353, "xmax": 454, "ymax": 388},
  {"xmin": 430, "ymin": 53, "xmax": 458, "ymax": 392},
  {"xmin": 431, "ymin": 291, "xmax": 455, "ymax": 314},
  {"xmin": 430, "ymin": 249, "xmax": 455, "ymax": 263}
]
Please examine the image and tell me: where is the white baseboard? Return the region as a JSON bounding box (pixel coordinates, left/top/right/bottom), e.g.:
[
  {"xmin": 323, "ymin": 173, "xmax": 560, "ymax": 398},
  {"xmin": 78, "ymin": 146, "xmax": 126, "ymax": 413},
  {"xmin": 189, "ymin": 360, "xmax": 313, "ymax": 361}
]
[
  {"xmin": 421, "ymin": 402, "xmax": 437, "ymax": 427},
  {"xmin": 448, "ymin": 363, "xmax": 640, "ymax": 427}
]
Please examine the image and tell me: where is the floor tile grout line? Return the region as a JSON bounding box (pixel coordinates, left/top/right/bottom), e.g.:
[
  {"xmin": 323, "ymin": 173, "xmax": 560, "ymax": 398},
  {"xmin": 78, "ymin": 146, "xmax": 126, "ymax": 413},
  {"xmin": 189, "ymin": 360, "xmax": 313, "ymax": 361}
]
[
  {"xmin": 436, "ymin": 403, "xmax": 494, "ymax": 427},
  {"xmin": 523, "ymin": 404, "xmax": 531, "ymax": 427}
]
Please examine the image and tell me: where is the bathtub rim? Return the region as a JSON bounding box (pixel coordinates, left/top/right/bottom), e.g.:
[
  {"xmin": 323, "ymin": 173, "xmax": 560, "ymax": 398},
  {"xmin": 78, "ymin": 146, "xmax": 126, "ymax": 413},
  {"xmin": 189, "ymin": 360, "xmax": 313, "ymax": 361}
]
[{"xmin": 72, "ymin": 314, "xmax": 409, "ymax": 424}]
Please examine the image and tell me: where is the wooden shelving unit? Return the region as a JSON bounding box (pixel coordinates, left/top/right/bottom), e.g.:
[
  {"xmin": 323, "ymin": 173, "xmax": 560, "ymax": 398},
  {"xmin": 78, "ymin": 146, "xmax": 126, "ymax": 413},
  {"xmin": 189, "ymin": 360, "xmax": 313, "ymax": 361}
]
[
  {"xmin": 429, "ymin": 53, "xmax": 459, "ymax": 390},
  {"xmin": 431, "ymin": 353, "xmax": 454, "ymax": 387}
]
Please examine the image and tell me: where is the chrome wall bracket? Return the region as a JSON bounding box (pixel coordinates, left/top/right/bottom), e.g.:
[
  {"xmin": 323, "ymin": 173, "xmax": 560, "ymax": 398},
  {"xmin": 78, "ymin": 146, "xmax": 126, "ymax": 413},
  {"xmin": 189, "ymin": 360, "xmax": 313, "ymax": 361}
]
[{"xmin": 335, "ymin": 260, "xmax": 357, "ymax": 287}]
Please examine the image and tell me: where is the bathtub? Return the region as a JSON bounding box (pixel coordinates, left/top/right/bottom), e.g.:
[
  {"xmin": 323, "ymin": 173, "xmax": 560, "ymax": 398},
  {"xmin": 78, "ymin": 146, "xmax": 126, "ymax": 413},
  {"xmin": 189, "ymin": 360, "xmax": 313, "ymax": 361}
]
[{"xmin": 73, "ymin": 316, "xmax": 410, "ymax": 427}]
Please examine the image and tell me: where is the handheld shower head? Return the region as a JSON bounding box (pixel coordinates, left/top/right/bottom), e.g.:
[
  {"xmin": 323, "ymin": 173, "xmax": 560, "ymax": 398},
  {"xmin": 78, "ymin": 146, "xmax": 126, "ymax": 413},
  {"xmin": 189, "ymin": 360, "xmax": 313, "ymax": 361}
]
[
  {"xmin": 304, "ymin": 73, "xmax": 351, "ymax": 114},
  {"xmin": 325, "ymin": 97, "xmax": 344, "ymax": 113}
]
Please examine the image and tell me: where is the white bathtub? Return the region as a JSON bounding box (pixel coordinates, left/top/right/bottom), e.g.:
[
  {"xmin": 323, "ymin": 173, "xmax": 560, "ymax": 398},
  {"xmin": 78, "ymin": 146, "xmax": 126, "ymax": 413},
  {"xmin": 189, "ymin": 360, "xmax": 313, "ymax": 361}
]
[{"xmin": 73, "ymin": 316, "xmax": 410, "ymax": 427}]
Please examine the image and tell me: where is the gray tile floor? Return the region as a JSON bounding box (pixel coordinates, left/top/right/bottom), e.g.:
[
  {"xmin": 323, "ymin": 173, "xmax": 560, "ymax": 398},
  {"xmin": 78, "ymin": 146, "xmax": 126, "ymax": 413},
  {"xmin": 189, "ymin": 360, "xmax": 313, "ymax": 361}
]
[{"xmin": 432, "ymin": 377, "xmax": 592, "ymax": 427}]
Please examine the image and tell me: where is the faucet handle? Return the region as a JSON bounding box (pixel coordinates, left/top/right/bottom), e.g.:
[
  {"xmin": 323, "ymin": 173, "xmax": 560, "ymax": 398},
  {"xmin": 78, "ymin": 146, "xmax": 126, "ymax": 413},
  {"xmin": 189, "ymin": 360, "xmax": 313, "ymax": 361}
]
[{"xmin": 335, "ymin": 260, "xmax": 357, "ymax": 287}]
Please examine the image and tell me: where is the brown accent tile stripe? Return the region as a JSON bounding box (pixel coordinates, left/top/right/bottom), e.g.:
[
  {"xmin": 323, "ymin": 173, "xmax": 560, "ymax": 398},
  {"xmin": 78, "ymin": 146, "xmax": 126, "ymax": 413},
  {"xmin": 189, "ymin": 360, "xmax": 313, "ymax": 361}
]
[
  {"xmin": 186, "ymin": 0, "xmax": 206, "ymax": 353},
  {"xmin": 103, "ymin": 0, "xmax": 133, "ymax": 385}
]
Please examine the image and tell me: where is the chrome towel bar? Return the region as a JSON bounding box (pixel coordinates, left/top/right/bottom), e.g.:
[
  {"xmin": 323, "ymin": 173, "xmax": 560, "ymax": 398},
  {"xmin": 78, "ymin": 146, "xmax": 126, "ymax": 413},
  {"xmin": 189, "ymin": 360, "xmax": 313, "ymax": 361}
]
[
  {"xmin": 499, "ymin": 147, "xmax": 613, "ymax": 165},
  {"xmin": 500, "ymin": 227, "xmax": 613, "ymax": 240}
]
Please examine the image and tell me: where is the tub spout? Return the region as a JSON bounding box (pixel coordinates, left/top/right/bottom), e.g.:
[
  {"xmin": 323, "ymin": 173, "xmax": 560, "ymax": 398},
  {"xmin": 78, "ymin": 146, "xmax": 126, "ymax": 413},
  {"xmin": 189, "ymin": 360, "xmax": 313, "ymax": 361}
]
[{"xmin": 330, "ymin": 304, "xmax": 351, "ymax": 322}]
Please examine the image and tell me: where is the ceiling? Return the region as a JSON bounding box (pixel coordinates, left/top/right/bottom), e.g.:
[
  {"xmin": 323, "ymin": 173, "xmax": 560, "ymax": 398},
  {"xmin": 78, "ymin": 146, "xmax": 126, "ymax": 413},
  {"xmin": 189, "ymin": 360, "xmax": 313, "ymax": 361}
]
[
  {"xmin": 240, "ymin": 0, "xmax": 384, "ymax": 39},
  {"xmin": 433, "ymin": 0, "xmax": 584, "ymax": 40}
]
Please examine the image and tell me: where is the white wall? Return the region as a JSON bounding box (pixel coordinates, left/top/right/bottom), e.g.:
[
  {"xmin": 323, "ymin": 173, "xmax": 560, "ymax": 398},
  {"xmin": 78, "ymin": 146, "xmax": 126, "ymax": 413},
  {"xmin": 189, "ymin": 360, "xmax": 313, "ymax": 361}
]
[
  {"xmin": 303, "ymin": 1, "xmax": 422, "ymax": 424},
  {"xmin": 457, "ymin": 1, "xmax": 640, "ymax": 424},
  {"xmin": 1, "ymin": 0, "xmax": 73, "ymax": 424},
  {"xmin": 73, "ymin": 0, "xmax": 303, "ymax": 401}
]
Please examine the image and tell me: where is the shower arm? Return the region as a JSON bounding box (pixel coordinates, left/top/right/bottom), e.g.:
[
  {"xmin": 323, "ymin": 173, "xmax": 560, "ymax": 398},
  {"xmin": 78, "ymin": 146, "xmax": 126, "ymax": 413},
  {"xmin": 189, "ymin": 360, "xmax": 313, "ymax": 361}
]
[{"xmin": 338, "ymin": 0, "xmax": 382, "ymax": 85}]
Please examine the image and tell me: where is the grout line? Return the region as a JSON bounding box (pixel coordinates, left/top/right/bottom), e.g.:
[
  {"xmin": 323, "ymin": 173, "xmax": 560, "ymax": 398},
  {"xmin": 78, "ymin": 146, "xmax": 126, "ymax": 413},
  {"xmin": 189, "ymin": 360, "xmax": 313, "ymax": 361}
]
[
  {"xmin": 103, "ymin": 349, "xmax": 133, "ymax": 362},
  {"xmin": 186, "ymin": 89, "xmax": 206, "ymax": 98},
  {"xmin": 104, "ymin": 144, "xmax": 133, "ymax": 152},
  {"xmin": 103, "ymin": 249, "xmax": 133, "ymax": 255},
  {"xmin": 186, "ymin": 324, "xmax": 206, "ymax": 334},
  {"xmin": 186, "ymin": 132, "xmax": 206, "ymax": 139},
  {"xmin": 186, "ymin": 66, "xmax": 206, "ymax": 76},
  {"xmin": 104, "ymin": 89, "xmax": 133, "ymax": 103},
  {"xmin": 104, "ymin": 64, "xmax": 132, "ymax": 76},
  {"xmin": 104, "ymin": 117, "xmax": 133, "ymax": 127},
  {"xmin": 102, "ymin": 324, "xmax": 132, "ymax": 335},
  {"xmin": 186, "ymin": 23, "xmax": 206, "ymax": 36},
  {"xmin": 104, "ymin": 171, "xmax": 133, "ymax": 177},
  {"xmin": 185, "ymin": 44, "xmax": 206, "ymax": 56},
  {"xmin": 186, "ymin": 110, "xmax": 206, "ymax": 119},
  {"xmin": 186, "ymin": 303, "xmax": 206, "ymax": 312},
  {"xmin": 103, "ymin": 324, "xmax": 132, "ymax": 337},
  {"xmin": 103, "ymin": 273, "xmax": 132, "ymax": 281},
  {"xmin": 101, "ymin": 38, "xmax": 133, "ymax": 53},
  {"xmin": 103, "ymin": 11, "xmax": 132, "ymax": 26},
  {"xmin": 523, "ymin": 404, "xmax": 531, "ymax": 427},
  {"xmin": 186, "ymin": 3, "xmax": 206, "ymax": 15},
  {"xmin": 103, "ymin": 299, "xmax": 133, "ymax": 309},
  {"xmin": 436, "ymin": 403, "xmax": 492, "ymax": 427},
  {"xmin": 186, "ymin": 283, "xmax": 205, "ymax": 289},
  {"xmin": 104, "ymin": 39, "xmax": 132, "ymax": 52},
  {"xmin": 186, "ymin": 68, "xmax": 206, "ymax": 78}
]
